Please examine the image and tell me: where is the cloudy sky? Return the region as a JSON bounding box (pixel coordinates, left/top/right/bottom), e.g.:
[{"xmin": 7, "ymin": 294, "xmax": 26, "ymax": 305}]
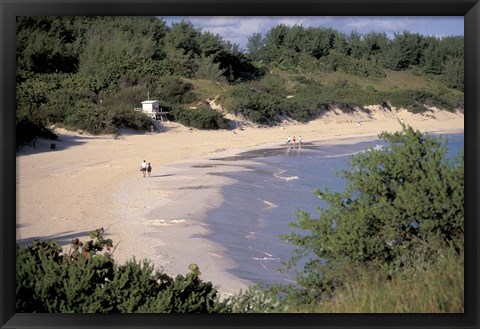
[{"xmin": 162, "ymin": 16, "xmax": 464, "ymax": 51}]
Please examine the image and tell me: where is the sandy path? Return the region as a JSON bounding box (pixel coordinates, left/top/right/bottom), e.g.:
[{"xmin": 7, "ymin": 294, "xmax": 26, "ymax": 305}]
[{"xmin": 16, "ymin": 107, "xmax": 463, "ymax": 296}]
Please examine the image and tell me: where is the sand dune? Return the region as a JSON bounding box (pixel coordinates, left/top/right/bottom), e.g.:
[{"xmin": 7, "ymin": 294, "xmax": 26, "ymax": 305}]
[{"xmin": 16, "ymin": 107, "xmax": 463, "ymax": 296}]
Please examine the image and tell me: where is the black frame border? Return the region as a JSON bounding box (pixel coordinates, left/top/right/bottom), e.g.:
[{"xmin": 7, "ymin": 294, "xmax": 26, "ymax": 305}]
[{"xmin": 1, "ymin": 1, "xmax": 478, "ymax": 328}]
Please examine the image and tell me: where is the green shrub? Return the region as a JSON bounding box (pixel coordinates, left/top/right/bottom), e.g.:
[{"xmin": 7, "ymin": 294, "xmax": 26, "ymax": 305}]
[
  {"xmin": 281, "ymin": 124, "xmax": 464, "ymax": 302},
  {"xmin": 322, "ymin": 50, "xmax": 386, "ymax": 78},
  {"xmin": 194, "ymin": 55, "xmax": 227, "ymax": 82},
  {"xmin": 226, "ymin": 84, "xmax": 287, "ymax": 124},
  {"xmin": 16, "ymin": 228, "xmax": 228, "ymax": 313},
  {"xmin": 100, "ymin": 86, "xmax": 152, "ymax": 132},
  {"xmin": 169, "ymin": 105, "xmax": 229, "ymax": 130},
  {"xmin": 64, "ymin": 101, "xmax": 107, "ymax": 134},
  {"xmin": 384, "ymin": 88, "xmax": 460, "ymax": 113},
  {"xmin": 250, "ymin": 74, "xmax": 289, "ymax": 97},
  {"xmin": 227, "ymin": 284, "xmax": 282, "ymax": 313},
  {"xmin": 155, "ymin": 76, "xmax": 197, "ymax": 104}
]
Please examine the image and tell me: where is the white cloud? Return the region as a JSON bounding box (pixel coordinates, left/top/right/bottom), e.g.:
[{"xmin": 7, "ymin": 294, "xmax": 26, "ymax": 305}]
[{"xmin": 344, "ymin": 17, "xmax": 409, "ymax": 33}]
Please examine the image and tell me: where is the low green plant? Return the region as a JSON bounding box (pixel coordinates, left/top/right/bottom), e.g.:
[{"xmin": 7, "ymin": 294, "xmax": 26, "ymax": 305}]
[
  {"xmin": 226, "ymin": 85, "xmax": 285, "ymax": 124},
  {"xmin": 155, "ymin": 76, "xmax": 197, "ymax": 105},
  {"xmin": 322, "ymin": 50, "xmax": 386, "ymax": 78},
  {"xmin": 295, "ymin": 244, "xmax": 464, "ymax": 313},
  {"xmin": 16, "ymin": 228, "xmax": 228, "ymax": 313},
  {"xmin": 63, "ymin": 101, "xmax": 107, "ymax": 134},
  {"xmin": 169, "ymin": 105, "xmax": 229, "ymax": 130}
]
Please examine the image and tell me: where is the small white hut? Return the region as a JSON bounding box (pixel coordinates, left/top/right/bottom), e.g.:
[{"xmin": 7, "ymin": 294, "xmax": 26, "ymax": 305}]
[
  {"xmin": 141, "ymin": 100, "xmax": 160, "ymax": 114},
  {"xmin": 134, "ymin": 100, "xmax": 169, "ymax": 121}
]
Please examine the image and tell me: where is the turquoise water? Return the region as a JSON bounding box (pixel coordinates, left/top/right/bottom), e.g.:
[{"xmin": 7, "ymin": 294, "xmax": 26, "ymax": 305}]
[{"xmin": 204, "ymin": 133, "xmax": 464, "ymax": 287}]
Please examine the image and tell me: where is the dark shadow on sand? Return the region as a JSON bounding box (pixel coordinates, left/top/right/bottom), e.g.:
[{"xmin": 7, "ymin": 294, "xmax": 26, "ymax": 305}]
[
  {"xmin": 16, "ymin": 230, "xmax": 97, "ymax": 247},
  {"xmin": 148, "ymin": 174, "xmax": 175, "ymax": 178},
  {"xmin": 16, "ymin": 132, "xmax": 93, "ymax": 156},
  {"xmin": 179, "ymin": 185, "xmax": 216, "ymax": 190}
]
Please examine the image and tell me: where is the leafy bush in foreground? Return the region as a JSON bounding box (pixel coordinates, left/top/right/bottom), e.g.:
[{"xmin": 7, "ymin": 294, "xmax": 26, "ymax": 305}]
[
  {"xmin": 16, "ymin": 228, "xmax": 228, "ymax": 313},
  {"xmin": 281, "ymin": 124, "xmax": 464, "ymax": 302}
]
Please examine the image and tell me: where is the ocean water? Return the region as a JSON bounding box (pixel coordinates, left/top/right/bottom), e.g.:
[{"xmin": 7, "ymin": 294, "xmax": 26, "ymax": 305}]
[{"xmin": 204, "ymin": 133, "xmax": 464, "ymax": 287}]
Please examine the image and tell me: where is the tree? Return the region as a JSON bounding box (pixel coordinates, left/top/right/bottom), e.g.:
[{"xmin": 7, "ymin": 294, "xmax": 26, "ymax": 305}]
[
  {"xmin": 246, "ymin": 32, "xmax": 265, "ymax": 61},
  {"xmin": 196, "ymin": 31, "xmax": 224, "ymax": 58},
  {"xmin": 264, "ymin": 24, "xmax": 290, "ymax": 48},
  {"xmin": 78, "ymin": 17, "xmax": 157, "ymax": 78},
  {"xmin": 163, "ymin": 20, "xmax": 201, "ymax": 56},
  {"xmin": 302, "ymin": 27, "xmax": 336, "ymax": 59},
  {"xmin": 16, "ymin": 16, "xmax": 80, "ymax": 77},
  {"xmin": 361, "ymin": 31, "xmax": 389, "ymax": 64},
  {"xmin": 384, "ymin": 32, "xmax": 426, "ymax": 70},
  {"xmin": 195, "ymin": 55, "xmax": 226, "ymax": 81},
  {"xmin": 438, "ymin": 36, "xmax": 464, "ymax": 60},
  {"xmin": 422, "ymin": 37, "xmax": 443, "ymax": 75},
  {"xmin": 283, "ymin": 124, "xmax": 464, "ymax": 300},
  {"xmin": 443, "ymin": 56, "xmax": 464, "ymax": 91},
  {"xmin": 346, "ymin": 30, "xmax": 363, "ymax": 59}
]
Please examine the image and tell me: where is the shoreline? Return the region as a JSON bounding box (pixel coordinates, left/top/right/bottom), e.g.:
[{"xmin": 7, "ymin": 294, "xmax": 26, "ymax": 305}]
[
  {"xmin": 16, "ymin": 108, "xmax": 464, "ymax": 296},
  {"xmin": 111, "ymin": 154, "xmax": 261, "ymax": 296},
  {"xmin": 131, "ymin": 128, "xmax": 464, "ymax": 295}
]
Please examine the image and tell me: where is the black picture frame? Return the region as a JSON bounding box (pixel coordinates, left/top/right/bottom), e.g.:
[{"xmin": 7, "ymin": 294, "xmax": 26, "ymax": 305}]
[{"xmin": 1, "ymin": 1, "xmax": 478, "ymax": 328}]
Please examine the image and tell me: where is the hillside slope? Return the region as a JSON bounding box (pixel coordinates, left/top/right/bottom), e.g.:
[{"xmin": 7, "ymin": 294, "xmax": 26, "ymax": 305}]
[{"xmin": 184, "ymin": 68, "xmax": 463, "ymax": 129}]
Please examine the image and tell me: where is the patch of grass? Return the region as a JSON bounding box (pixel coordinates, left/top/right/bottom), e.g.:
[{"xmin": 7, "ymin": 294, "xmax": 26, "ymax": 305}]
[
  {"xmin": 295, "ymin": 247, "xmax": 464, "ymax": 313},
  {"xmin": 302, "ymin": 69, "xmax": 441, "ymax": 94}
]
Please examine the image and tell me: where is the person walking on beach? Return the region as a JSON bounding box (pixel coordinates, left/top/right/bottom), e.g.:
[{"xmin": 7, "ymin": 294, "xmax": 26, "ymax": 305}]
[
  {"xmin": 140, "ymin": 160, "xmax": 147, "ymax": 177},
  {"xmin": 285, "ymin": 136, "xmax": 292, "ymax": 153},
  {"xmin": 147, "ymin": 162, "xmax": 152, "ymax": 178}
]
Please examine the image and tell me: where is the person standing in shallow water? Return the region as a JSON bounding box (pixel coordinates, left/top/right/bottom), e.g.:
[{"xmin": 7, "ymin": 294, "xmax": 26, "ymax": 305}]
[
  {"xmin": 140, "ymin": 160, "xmax": 147, "ymax": 177},
  {"xmin": 147, "ymin": 163, "xmax": 152, "ymax": 178}
]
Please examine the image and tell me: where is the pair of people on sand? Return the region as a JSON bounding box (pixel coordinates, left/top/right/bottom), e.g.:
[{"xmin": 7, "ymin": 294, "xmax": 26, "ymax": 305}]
[
  {"xmin": 140, "ymin": 160, "xmax": 152, "ymax": 178},
  {"xmin": 286, "ymin": 135, "xmax": 302, "ymax": 146}
]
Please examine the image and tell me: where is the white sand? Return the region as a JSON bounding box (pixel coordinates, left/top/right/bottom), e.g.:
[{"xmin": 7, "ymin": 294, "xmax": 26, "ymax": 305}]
[{"xmin": 16, "ymin": 106, "xmax": 463, "ymax": 296}]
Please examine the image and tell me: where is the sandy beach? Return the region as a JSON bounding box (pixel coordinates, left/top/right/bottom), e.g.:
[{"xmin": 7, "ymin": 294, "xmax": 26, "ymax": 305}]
[{"xmin": 16, "ymin": 106, "xmax": 463, "ymax": 297}]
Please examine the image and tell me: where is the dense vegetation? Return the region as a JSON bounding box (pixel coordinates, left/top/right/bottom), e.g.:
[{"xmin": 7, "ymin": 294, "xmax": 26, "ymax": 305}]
[
  {"xmin": 16, "ymin": 17, "xmax": 463, "ymax": 146},
  {"xmin": 17, "ymin": 125, "xmax": 464, "ymax": 313},
  {"xmin": 17, "ymin": 228, "xmax": 229, "ymax": 313},
  {"xmin": 248, "ymin": 25, "xmax": 463, "ymax": 87}
]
